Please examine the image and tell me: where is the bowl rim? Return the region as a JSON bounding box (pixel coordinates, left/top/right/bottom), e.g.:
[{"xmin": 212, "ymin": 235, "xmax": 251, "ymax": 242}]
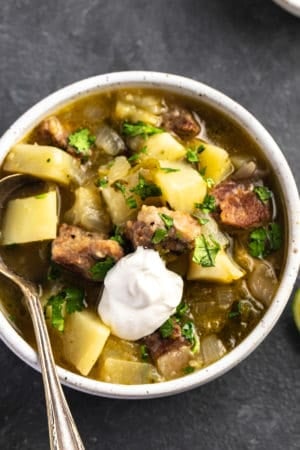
[
  {"xmin": 0, "ymin": 71, "xmax": 299, "ymax": 399},
  {"xmin": 272, "ymin": 0, "xmax": 300, "ymax": 17}
]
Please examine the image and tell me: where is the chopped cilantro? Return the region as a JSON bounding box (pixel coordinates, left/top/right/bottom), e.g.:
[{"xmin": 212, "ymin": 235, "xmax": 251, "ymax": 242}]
[
  {"xmin": 175, "ymin": 302, "xmax": 189, "ymax": 319},
  {"xmin": 45, "ymin": 287, "xmax": 85, "ymax": 331},
  {"xmin": 195, "ymin": 195, "xmax": 217, "ymax": 213},
  {"xmin": 140, "ymin": 344, "xmax": 149, "ymax": 361},
  {"xmin": 198, "ymin": 217, "xmax": 209, "ymax": 225},
  {"xmin": 89, "ymin": 257, "xmax": 115, "ymax": 280},
  {"xmin": 159, "ymin": 213, "xmax": 174, "ymax": 230},
  {"xmin": 254, "ymin": 186, "xmax": 272, "ymax": 203},
  {"xmin": 186, "ymin": 145, "xmax": 205, "ymax": 163},
  {"xmin": 183, "ymin": 366, "xmax": 195, "ymax": 375},
  {"xmin": 159, "ymin": 318, "xmax": 174, "ymax": 338},
  {"xmin": 228, "ymin": 302, "xmax": 242, "ymax": 319},
  {"xmin": 160, "ymin": 167, "xmax": 180, "ymax": 173},
  {"xmin": 35, "ymin": 193, "xmax": 47, "ymax": 199},
  {"xmin": 126, "ymin": 195, "xmax": 137, "ymax": 209},
  {"xmin": 193, "ymin": 234, "xmax": 220, "ymax": 267},
  {"xmin": 186, "ymin": 149, "xmax": 199, "ymax": 163},
  {"xmin": 96, "ymin": 177, "xmax": 109, "ymax": 188},
  {"xmin": 152, "ymin": 228, "xmax": 168, "ymax": 244},
  {"xmin": 110, "ymin": 227, "xmax": 125, "ymax": 246},
  {"xmin": 181, "ymin": 322, "xmax": 196, "ymax": 346},
  {"xmin": 199, "ymin": 167, "xmax": 207, "ymax": 176},
  {"xmin": 248, "ymin": 222, "xmax": 282, "ymax": 258},
  {"xmin": 130, "ymin": 174, "xmax": 162, "ymax": 200},
  {"xmin": 64, "ymin": 287, "xmax": 85, "ymax": 314},
  {"xmin": 122, "ymin": 121, "xmax": 164, "ymax": 137},
  {"xmin": 113, "ymin": 180, "xmax": 127, "ymax": 194},
  {"xmin": 68, "ymin": 128, "xmax": 96, "ymax": 154},
  {"xmin": 128, "ymin": 146, "xmax": 147, "ymax": 164}
]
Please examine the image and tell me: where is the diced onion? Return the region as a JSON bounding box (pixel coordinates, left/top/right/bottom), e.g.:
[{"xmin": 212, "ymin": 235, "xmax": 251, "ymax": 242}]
[
  {"xmin": 201, "ymin": 334, "xmax": 226, "ymax": 366},
  {"xmin": 96, "ymin": 125, "xmax": 126, "ymax": 156}
]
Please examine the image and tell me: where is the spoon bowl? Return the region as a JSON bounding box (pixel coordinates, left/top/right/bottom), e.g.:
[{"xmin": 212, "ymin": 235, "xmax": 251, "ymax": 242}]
[{"xmin": 0, "ymin": 174, "xmax": 85, "ymax": 450}]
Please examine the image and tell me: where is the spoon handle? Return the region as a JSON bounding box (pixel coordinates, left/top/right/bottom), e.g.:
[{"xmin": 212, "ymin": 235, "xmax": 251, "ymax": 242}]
[{"xmin": 20, "ymin": 281, "xmax": 85, "ymax": 450}]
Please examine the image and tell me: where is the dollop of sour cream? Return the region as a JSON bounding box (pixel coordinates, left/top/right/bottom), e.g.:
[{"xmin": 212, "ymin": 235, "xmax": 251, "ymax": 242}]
[{"xmin": 98, "ymin": 247, "xmax": 183, "ymax": 340}]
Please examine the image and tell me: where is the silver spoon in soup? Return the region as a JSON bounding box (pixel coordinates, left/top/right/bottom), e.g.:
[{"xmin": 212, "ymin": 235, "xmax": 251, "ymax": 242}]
[{"xmin": 0, "ymin": 173, "xmax": 85, "ymax": 450}]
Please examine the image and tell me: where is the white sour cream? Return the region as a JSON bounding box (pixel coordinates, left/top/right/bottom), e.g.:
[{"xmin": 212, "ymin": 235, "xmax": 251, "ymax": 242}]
[{"xmin": 98, "ymin": 247, "xmax": 183, "ymax": 340}]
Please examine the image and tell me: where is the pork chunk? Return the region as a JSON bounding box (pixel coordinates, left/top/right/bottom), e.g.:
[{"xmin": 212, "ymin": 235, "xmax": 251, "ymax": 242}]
[
  {"xmin": 36, "ymin": 116, "xmax": 69, "ymax": 149},
  {"xmin": 143, "ymin": 324, "xmax": 192, "ymax": 379},
  {"xmin": 126, "ymin": 205, "xmax": 201, "ymax": 253},
  {"xmin": 162, "ymin": 106, "xmax": 200, "ymax": 139},
  {"xmin": 52, "ymin": 224, "xmax": 123, "ymax": 280},
  {"xmin": 212, "ymin": 180, "xmax": 271, "ymax": 228}
]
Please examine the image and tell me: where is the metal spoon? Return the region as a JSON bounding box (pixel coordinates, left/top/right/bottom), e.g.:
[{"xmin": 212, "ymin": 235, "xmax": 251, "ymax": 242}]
[{"xmin": 0, "ymin": 174, "xmax": 85, "ymax": 450}]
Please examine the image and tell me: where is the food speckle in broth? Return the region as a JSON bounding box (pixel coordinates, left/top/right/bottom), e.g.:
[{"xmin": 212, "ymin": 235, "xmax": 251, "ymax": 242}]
[{"xmin": 0, "ymin": 88, "xmax": 285, "ymax": 384}]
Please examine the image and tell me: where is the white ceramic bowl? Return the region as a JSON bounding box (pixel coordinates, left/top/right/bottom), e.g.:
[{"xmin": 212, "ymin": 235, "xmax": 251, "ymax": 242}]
[
  {"xmin": 0, "ymin": 72, "xmax": 299, "ymax": 399},
  {"xmin": 273, "ymin": 0, "xmax": 300, "ymax": 16}
]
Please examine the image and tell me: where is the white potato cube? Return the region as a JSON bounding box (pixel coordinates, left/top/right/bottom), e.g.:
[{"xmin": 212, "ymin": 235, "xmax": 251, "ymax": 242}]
[
  {"xmin": 62, "ymin": 311, "xmax": 110, "ymax": 376},
  {"xmin": 4, "ymin": 144, "xmax": 81, "ymax": 185},
  {"xmin": 154, "ymin": 161, "xmax": 207, "ymax": 213},
  {"xmin": 2, "ymin": 190, "xmax": 57, "ymax": 245},
  {"xmin": 187, "ymin": 249, "xmax": 245, "ymax": 283}
]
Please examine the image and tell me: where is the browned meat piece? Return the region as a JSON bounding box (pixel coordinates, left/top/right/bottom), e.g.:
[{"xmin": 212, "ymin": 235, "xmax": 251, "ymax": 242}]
[
  {"xmin": 162, "ymin": 106, "xmax": 200, "ymax": 139},
  {"xmin": 36, "ymin": 116, "xmax": 69, "ymax": 149},
  {"xmin": 52, "ymin": 223, "xmax": 124, "ymax": 280},
  {"xmin": 212, "ymin": 180, "xmax": 271, "ymax": 228},
  {"xmin": 126, "ymin": 205, "xmax": 201, "ymax": 253},
  {"xmin": 143, "ymin": 324, "xmax": 192, "ymax": 379}
]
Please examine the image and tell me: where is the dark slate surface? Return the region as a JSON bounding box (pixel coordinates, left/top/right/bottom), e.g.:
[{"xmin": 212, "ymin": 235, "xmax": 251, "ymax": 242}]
[{"xmin": 0, "ymin": 1, "xmax": 299, "ymax": 449}]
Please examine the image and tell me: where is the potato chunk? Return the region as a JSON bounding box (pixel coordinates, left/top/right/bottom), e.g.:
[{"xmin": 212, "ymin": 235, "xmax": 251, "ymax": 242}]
[
  {"xmin": 187, "ymin": 249, "xmax": 245, "ymax": 283},
  {"xmin": 198, "ymin": 144, "xmax": 233, "ymax": 184},
  {"xmin": 62, "ymin": 310, "xmax": 110, "ymax": 376},
  {"xmin": 99, "ymin": 358, "xmax": 157, "ymax": 384},
  {"xmin": 145, "ymin": 132, "xmax": 186, "ymax": 160},
  {"xmin": 4, "ymin": 144, "xmax": 82, "ymax": 185},
  {"xmin": 154, "ymin": 161, "xmax": 207, "ymax": 213},
  {"xmin": 2, "ymin": 190, "xmax": 57, "ymax": 245}
]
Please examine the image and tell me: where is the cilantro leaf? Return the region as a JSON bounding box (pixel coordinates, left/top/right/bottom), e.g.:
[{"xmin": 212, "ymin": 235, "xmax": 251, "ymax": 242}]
[
  {"xmin": 46, "ymin": 293, "xmax": 65, "ymax": 331},
  {"xmin": 254, "ymin": 186, "xmax": 272, "ymax": 203},
  {"xmin": 89, "ymin": 257, "xmax": 115, "ymax": 280},
  {"xmin": 195, "ymin": 195, "xmax": 217, "ymax": 213},
  {"xmin": 152, "ymin": 228, "xmax": 168, "ymax": 244},
  {"xmin": 159, "ymin": 213, "xmax": 174, "ymax": 230},
  {"xmin": 248, "ymin": 228, "xmax": 267, "ymax": 258},
  {"xmin": 96, "ymin": 177, "xmax": 108, "ymax": 188},
  {"xmin": 110, "ymin": 227, "xmax": 125, "ymax": 246},
  {"xmin": 130, "ymin": 174, "xmax": 162, "ymax": 200},
  {"xmin": 122, "ymin": 121, "xmax": 164, "ymax": 137},
  {"xmin": 160, "ymin": 167, "xmax": 180, "ymax": 173},
  {"xmin": 181, "ymin": 322, "xmax": 195, "ymax": 344},
  {"xmin": 186, "ymin": 145, "xmax": 205, "ymax": 163},
  {"xmin": 183, "ymin": 366, "xmax": 195, "ymax": 374},
  {"xmin": 175, "ymin": 302, "xmax": 189, "ymax": 319},
  {"xmin": 140, "ymin": 344, "xmax": 149, "ymax": 361},
  {"xmin": 68, "ymin": 128, "xmax": 96, "ymax": 154},
  {"xmin": 128, "ymin": 146, "xmax": 148, "ymax": 165},
  {"xmin": 159, "ymin": 318, "xmax": 174, "ymax": 338},
  {"xmin": 64, "ymin": 287, "xmax": 85, "ymax": 314},
  {"xmin": 113, "ymin": 180, "xmax": 126, "ymax": 194},
  {"xmin": 193, "ymin": 234, "xmax": 221, "ymax": 267},
  {"xmin": 45, "ymin": 287, "xmax": 85, "ymax": 331},
  {"xmin": 126, "ymin": 195, "xmax": 137, "ymax": 209},
  {"xmin": 248, "ymin": 223, "xmax": 282, "ymax": 258}
]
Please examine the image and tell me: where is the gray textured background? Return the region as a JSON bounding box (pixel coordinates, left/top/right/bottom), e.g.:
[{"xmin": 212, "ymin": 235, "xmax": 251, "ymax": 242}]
[{"xmin": 0, "ymin": 1, "xmax": 299, "ymax": 449}]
